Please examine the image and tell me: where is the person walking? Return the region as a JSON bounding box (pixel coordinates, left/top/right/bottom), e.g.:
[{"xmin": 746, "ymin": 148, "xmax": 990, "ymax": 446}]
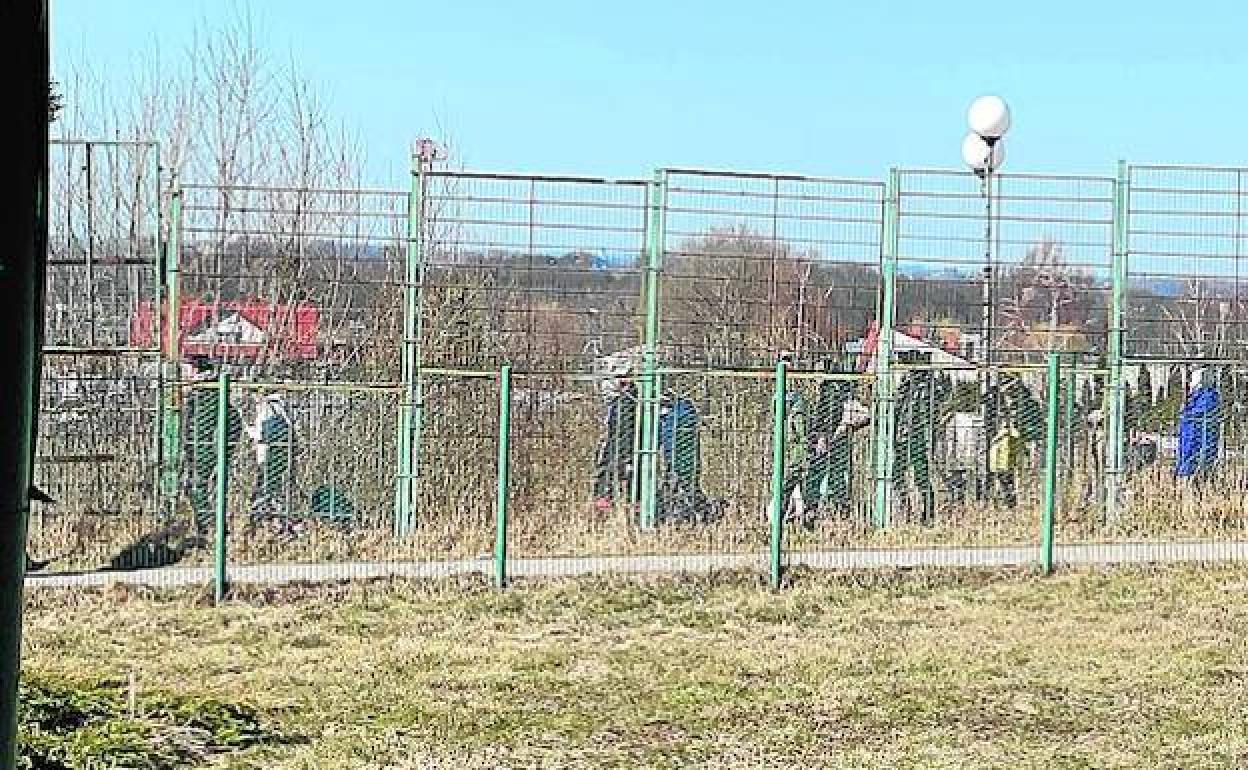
[
  {"xmin": 182, "ymin": 356, "xmax": 242, "ymax": 540},
  {"xmin": 592, "ymin": 358, "xmax": 638, "ymax": 512},
  {"xmin": 247, "ymin": 392, "xmax": 295, "ymax": 520},
  {"xmin": 1177, "ymin": 368, "xmax": 1221, "ymax": 483}
]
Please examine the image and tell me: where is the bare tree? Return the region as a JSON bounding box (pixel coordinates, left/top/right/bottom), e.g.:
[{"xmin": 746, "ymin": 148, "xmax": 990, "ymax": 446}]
[
  {"xmin": 1158, "ymin": 279, "xmax": 1236, "ymax": 360},
  {"xmin": 999, "ymin": 238, "xmax": 1101, "ymax": 358}
]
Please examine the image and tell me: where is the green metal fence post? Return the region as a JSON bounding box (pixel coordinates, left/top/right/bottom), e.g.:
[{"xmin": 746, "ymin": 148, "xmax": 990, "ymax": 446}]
[
  {"xmin": 629, "ymin": 387, "xmax": 644, "ymax": 508},
  {"xmin": 1105, "ymin": 161, "xmax": 1129, "ymax": 523},
  {"xmin": 871, "ymin": 169, "xmax": 900, "ymax": 529},
  {"xmin": 1041, "ymin": 352, "xmax": 1061, "ymax": 575},
  {"xmin": 638, "ymin": 171, "xmax": 666, "ymax": 530},
  {"xmin": 769, "ymin": 360, "xmax": 788, "ymax": 590},
  {"xmin": 213, "ymin": 367, "xmax": 231, "ymax": 604},
  {"xmin": 493, "ymin": 365, "xmax": 513, "ymax": 589},
  {"xmin": 395, "ymin": 152, "xmax": 426, "ymax": 538}
]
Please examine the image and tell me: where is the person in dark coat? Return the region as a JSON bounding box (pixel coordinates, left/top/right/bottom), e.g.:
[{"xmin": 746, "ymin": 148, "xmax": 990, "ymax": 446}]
[
  {"xmin": 183, "ymin": 357, "xmax": 242, "ymax": 538},
  {"xmin": 656, "ymin": 392, "xmax": 722, "ymax": 525},
  {"xmin": 894, "ymin": 366, "xmax": 935, "ymax": 524},
  {"xmin": 592, "ymin": 377, "xmax": 637, "ymax": 511}
]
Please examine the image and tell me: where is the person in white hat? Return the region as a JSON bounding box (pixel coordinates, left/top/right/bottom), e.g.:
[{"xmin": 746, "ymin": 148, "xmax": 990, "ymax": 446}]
[{"xmin": 592, "ymin": 354, "xmax": 637, "ymax": 512}]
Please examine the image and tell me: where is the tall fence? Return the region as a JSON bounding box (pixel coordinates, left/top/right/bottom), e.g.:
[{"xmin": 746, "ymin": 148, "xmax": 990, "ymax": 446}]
[
  {"xmin": 29, "ymin": 146, "xmax": 1248, "ymax": 591},
  {"xmin": 33, "ymin": 140, "xmax": 163, "ymax": 568}
]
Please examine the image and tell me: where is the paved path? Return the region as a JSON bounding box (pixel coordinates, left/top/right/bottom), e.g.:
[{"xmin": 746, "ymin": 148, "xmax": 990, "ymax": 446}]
[{"xmin": 24, "ymin": 541, "xmax": 1248, "ymax": 590}]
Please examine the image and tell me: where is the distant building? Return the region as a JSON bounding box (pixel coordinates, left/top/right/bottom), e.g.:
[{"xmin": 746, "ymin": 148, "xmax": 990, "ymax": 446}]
[
  {"xmin": 131, "ymin": 298, "xmax": 320, "ymax": 362},
  {"xmin": 846, "ymin": 324, "xmax": 978, "ymax": 383}
]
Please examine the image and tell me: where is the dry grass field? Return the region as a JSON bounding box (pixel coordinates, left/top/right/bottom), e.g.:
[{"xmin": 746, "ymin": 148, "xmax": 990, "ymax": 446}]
[{"xmin": 19, "ymin": 564, "xmax": 1248, "ymax": 768}]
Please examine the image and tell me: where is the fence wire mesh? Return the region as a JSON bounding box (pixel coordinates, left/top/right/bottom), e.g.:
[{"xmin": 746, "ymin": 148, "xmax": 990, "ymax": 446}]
[
  {"xmin": 30, "ymin": 352, "xmax": 161, "ymax": 570},
  {"xmin": 33, "ymin": 140, "xmax": 165, "ymax": 573},
  {"xmin": 210, "ymin": 382, "xmax": 407, "ymax": 570},
  {"xmin": 46, "ymin": 140, "xmax": 162, "ymax": 350},
  {"xmin": 422, "ymin": 172, "xmax": 649, "ymax": 373},
  {"xmin": 1080, "ymin": 362, "xmax": 1248, "ymax": 542},
  {"xmin": 780, "ymin": 370, "xmax": 875, "ymax": 536},
  {"xmin": 895, "ymin": 170, "xmax": 1115, "ymax": 365},
  {"xmin": 411, "ymin": 374, "xmax": 497, "ymax": 561},
  {"xmin": 32, "ymin": 152, "xmax": 1248, "ymax": 591},
  {"xmin": 499, "ymin": 370, "xmax": 772, "ymax": 577},
  {"xmin": 177, "ymin": 184, "xmax": 409, "ymax": 381},
  {"xmin": 661, "ymin": 171, "xmax": 884, "ymax": 369},
  {"xmin": 1126, "ymin": 165, "xmax": 1248, "ymax": 358}
]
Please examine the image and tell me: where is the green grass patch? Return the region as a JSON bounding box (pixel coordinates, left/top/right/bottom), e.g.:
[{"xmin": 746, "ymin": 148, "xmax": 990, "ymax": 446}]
[{"xmin": 18, "ymin": 674, "xmax": 284, "ymax": 769}]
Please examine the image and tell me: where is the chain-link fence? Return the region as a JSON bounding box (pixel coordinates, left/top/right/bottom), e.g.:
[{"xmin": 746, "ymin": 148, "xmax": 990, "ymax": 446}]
[
  {"xmin": 660, "ymin": 170, "xmax": 883, "ymax": 368},
  {"xmin": 32, "ymin": 148, "xmax": 1248, "ymax": 592},
  {"xmin": 422, "ymin": 172, "xmax": 649, "ymax": 373},
  {"xmin": 33, "ymin": 141, "xmax": 164, "ymax": 571}
]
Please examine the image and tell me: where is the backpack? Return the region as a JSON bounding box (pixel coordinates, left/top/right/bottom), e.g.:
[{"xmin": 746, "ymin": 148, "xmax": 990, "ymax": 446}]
[
  {"xmin": 1013, "ymin": 388, "xmax": 1045, "ymax": 444},
  {"xmin": 310, "ymin": 484, "xmax": 357, "ymax": 524},
  {"xmin": 658, "ymin": 398, "xmax": 701, "ymax": 485}
]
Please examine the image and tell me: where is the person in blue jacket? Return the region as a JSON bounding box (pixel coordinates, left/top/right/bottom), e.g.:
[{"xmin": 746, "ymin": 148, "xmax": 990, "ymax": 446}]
[
  {"xmin": 1176, "ymin": 368, "xmax": 1221, "ymax": 481},
  {"xmin": 656, "ymin": 392, "xmax": 722, "ymax": 525}
]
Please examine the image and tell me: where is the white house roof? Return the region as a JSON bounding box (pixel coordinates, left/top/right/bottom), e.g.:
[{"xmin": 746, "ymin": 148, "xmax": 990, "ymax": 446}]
[
  {"xmin": 845, "ymin": 329, "xmax": 974, "ymax": 366},
  {"xmin": 186, "ymin": 312, "xmax": 267, "ymax": 346}
]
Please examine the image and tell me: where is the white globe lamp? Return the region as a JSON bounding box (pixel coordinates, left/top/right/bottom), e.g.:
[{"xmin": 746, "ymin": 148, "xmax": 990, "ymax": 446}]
[
  {"xmin": 961, "ymin": 132, "xmax": 1005, "ymax": 173},
  {"xmin": 967, "ymin": 95, "xmax": 1011, "ymax": 140}
]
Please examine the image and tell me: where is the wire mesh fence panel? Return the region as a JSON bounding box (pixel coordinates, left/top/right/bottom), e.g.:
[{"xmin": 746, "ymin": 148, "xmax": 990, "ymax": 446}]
[
  {"xmin": 507, "ymin": 374, "xmax": 611, "ymax": 559},
  {"xmin": 215, "ymin": 382, "xmax": 403, "ymax": 570},
  {"xmin": 422, "ymin": 172, "xmax": 649, "ymax": 373},
  {"xmin": 80, "ymin": 374, "xmax": 241, "ymax": 576},
  {"xmin": 506, "ymin": 370, "xmax": 771, "ymax": 574},
  {"xmin": 30, "ymin": 352, "xmax": 162, "ymax": 570},
  {"xmin": 787, "ymin": 364, "xmax": 1056, "ymax": 566},
  {"xmin": 46, "ymin": 140, "xmax": 162, "ymax": 349},
  {"xmin": 1126, "ymin": 166, "xmax": 1248, "ymax": 359},
  {"xmin": 660, "ymin": 171, "xmax": 884, "ymax": 369},
  {"xmin": 177, "ymin": 184, "xmax": 409, "ymax": 382},
  {"xmin": 409, "ymin": 374, "xmax": 498, "ymax": 562},
  {"xmin": 895, "ymin": 170, "xmax": 1115, "ymax": 367},
  {"xmin": 920, "ymin": 363, "xmax": 1049, "ymax": 547},
  {"xmin": 779, "ymin": 371, "xmax": 875, "ymax": 554},
  {"xmin": 671, "ymin": 372, "xmax": 772, "ymax": 554},
  {"xmin": 1048, "ymin": 364, "xmax": 1111, "ymax": 542},
  {"xmin": 1066, "ymin": 362, "xmax": 1248, "ymax": 548},
  {"xmin": 80, "ymin": 372, "xmax": 493, "ymax": 583},
  {"xmin": 1052, "ymin": 361, "xmax": 1109, "ymax": 523}
]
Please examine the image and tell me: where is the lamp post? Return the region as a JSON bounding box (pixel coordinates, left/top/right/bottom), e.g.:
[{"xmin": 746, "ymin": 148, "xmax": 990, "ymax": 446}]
[{"xmin": 962, "ymin": 95, "xmax": 1011, "ymax": 500}]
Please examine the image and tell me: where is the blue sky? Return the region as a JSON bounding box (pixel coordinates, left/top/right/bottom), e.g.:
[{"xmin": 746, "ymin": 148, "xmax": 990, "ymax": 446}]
[{"xmin": 51, "ymin": 0, "xmax": 1248, "ymax": 187}]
